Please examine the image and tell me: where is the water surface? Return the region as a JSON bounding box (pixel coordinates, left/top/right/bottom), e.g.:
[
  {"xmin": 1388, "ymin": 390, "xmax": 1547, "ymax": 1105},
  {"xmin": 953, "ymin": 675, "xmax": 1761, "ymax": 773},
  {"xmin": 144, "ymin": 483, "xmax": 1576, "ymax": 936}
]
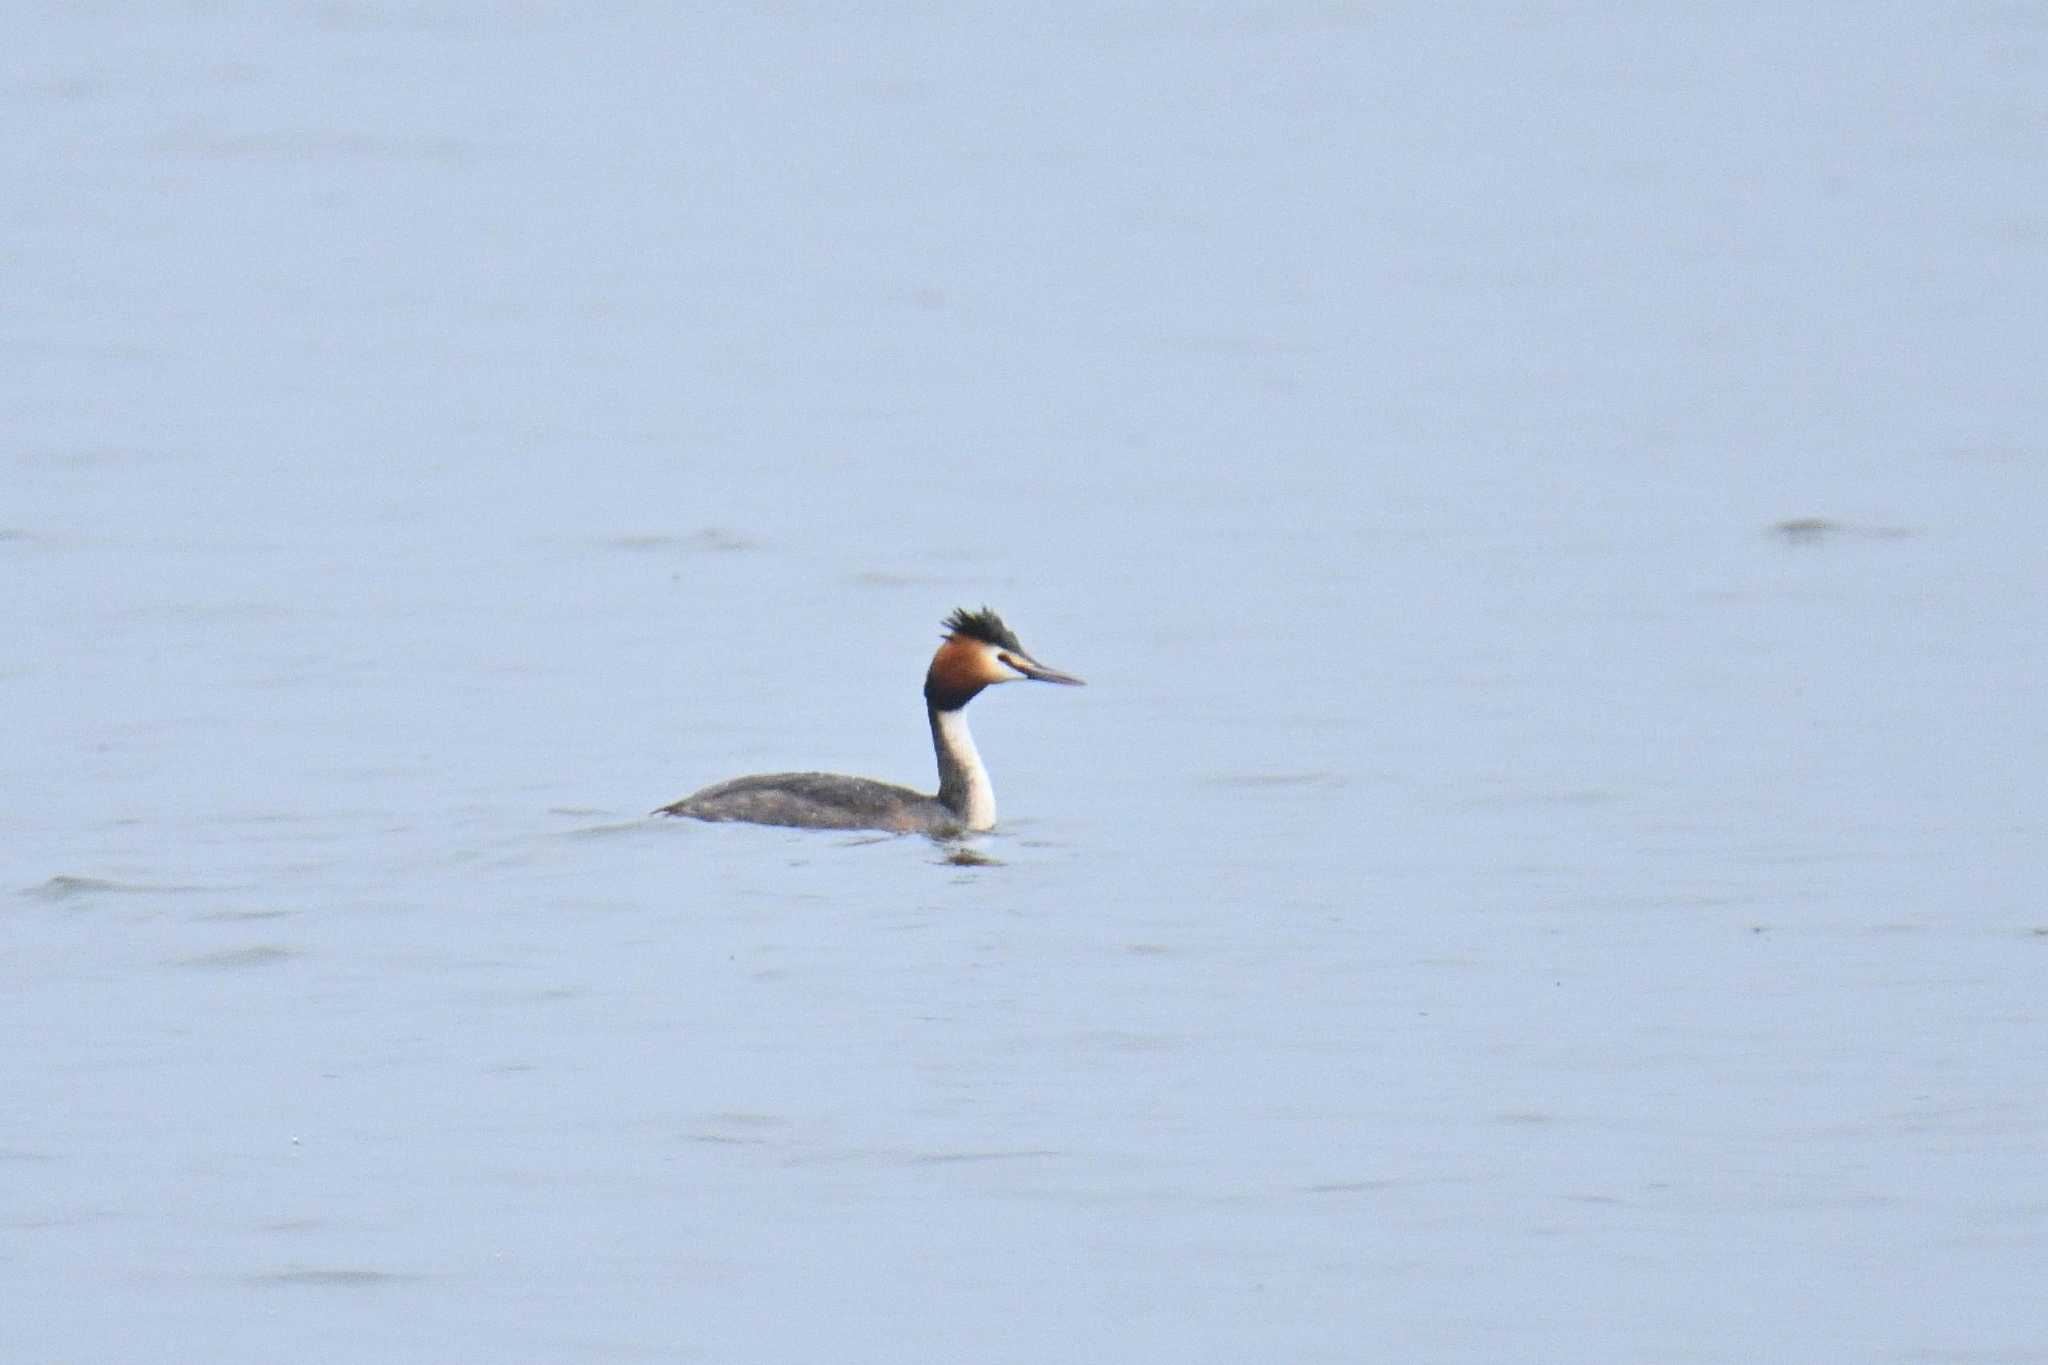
[{"xmin": 5, "ymin": 5, "xmax": 2045, "ymax": 1362}]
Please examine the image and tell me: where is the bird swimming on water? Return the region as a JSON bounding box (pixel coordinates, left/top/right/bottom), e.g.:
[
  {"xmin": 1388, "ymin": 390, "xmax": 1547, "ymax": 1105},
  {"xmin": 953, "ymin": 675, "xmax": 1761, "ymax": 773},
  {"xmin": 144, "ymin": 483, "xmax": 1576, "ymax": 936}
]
[{"xmin": 655, "ymin": 607, "xmax": 1084, "ymax": 835}]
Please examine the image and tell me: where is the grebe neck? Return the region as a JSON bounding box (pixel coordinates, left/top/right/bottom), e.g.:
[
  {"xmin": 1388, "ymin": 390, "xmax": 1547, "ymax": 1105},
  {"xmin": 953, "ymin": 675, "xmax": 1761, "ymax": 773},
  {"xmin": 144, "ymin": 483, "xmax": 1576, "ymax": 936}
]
[{"xmin": 930, "ymin": 706, "xmax": 995, "ymax": 831}]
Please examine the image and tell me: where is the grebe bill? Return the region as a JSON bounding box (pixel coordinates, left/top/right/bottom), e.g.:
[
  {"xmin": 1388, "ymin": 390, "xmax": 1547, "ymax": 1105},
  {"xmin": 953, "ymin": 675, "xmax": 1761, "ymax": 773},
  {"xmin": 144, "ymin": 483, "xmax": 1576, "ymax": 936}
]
[{"xmin": 655, "ymin": 607, "xmax": 1083, "ymax": 834}]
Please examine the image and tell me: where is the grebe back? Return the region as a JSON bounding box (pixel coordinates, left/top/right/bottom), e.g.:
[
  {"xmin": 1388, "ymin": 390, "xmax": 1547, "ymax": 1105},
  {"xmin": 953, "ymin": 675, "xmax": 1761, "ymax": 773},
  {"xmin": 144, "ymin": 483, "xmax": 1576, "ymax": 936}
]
[{"xmin": 655, "ymin": 607, "xmax": 1083, "ymax": 835}]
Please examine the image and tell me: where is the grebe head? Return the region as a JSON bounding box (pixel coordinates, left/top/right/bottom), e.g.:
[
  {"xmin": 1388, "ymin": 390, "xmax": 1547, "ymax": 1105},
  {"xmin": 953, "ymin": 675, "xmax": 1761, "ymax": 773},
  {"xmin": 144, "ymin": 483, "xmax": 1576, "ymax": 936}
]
[{"xmin": 923, "ymin": 606, "xmax": 1085, "ymax": 712}]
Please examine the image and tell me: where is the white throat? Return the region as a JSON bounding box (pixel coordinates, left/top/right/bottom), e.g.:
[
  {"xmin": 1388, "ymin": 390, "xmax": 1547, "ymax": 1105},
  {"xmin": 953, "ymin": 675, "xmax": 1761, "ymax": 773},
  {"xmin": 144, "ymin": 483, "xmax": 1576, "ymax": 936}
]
[{"xmin": 931, "ymin": 706, "xmax": 997, "ymax": 831}]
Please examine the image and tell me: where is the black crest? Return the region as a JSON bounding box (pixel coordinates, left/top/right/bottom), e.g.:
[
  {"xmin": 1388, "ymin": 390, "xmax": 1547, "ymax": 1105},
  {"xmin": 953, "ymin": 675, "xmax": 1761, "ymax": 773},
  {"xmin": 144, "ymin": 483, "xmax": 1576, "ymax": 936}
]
[{"xmin": 942, "ymin": 606, "xmax": 1023, "ymax": 652}]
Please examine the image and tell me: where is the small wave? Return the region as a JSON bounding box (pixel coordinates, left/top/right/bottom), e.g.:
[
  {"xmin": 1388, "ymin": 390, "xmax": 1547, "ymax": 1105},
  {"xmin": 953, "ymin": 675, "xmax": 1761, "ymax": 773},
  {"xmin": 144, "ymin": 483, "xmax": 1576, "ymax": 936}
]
[
  {"xmin": 1199, "ymin": 770, "xmax": 1345, "ymax": 790},
  {"xmin": 21, "ymin": 875, "xmax": 209, "ymax": 902},
  {"xmin": 604, "ymin": 527, "xmax": 761, "ymax": 554},
  {"xmin": 1769, "ymin": 517, "xmax": 1915, "ymax": 544},
  {"xmin": 172, "ymin": 945, "xmax": 301, "ymax": 971},
  {"xmin": 246, "ymin": 1267, "xmax": 423, "ymax": 1288}
]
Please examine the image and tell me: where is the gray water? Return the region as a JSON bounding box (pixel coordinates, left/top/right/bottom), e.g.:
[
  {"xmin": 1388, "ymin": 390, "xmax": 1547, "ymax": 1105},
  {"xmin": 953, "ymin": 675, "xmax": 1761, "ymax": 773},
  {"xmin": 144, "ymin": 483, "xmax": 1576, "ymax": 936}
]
[{"xmin": 6, "ymin": 5, "xmax": 2046, "ymax": 1362}]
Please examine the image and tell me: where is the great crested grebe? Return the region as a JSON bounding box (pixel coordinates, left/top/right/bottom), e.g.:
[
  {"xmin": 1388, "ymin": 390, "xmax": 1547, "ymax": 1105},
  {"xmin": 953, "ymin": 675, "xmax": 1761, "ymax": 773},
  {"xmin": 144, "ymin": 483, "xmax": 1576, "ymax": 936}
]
[{"xmin": 655, "ymin": 607, "xmax": 1084, "ymax": 835}]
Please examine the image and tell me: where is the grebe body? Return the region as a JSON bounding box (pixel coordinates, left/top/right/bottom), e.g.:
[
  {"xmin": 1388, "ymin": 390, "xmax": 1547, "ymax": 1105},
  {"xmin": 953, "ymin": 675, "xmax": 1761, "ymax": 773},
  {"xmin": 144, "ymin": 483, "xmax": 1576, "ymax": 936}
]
[{"xmin": 656, "ymin": 608, "xmax": 1082, "ymax": 835}]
